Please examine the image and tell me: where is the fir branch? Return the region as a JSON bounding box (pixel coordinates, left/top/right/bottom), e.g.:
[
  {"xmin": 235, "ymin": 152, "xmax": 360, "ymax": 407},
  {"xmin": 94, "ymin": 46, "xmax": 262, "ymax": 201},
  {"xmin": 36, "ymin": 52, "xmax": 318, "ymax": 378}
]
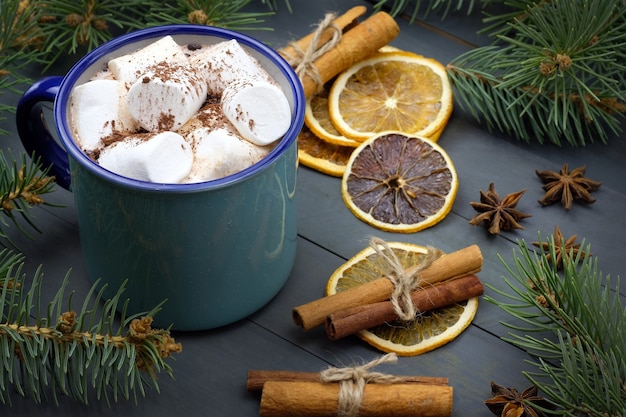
[
  {"xmin": 486, "ymin": 237, "xmax": 626, "ymax": 416},
  {"xmin": 371, "ymin": 0, "xmax": 479, "ymax": 21},
  {"xmin": 0, "ymin": 150, "xmax": 57, "ymax": 248},
  {"xmin": 0, "ymin": 0, "xmax": 45, "ymax": 57},
  {"xmin": 145, "ymin": 0, "xmax": 275, "ymax": 31},
  {"xmin": 253, "ymin": 0, "xmax": 292, "ymax": 13},
  {"xmin": 447, "ymin": 0, "xmax": 626, "ymax": 146},
  {"xmin": 0, "ymin": 0, "xmax": 47, "ymax": 135},
  {"xmin": 479, "ymin": 0, "xmax": 540, "ymax": 37},
  {"xmin": 36, "ymin": 0, "xmax": 152, "ymax": 66},
  {"xmin": 36, "ymin": 0, "xmax": 278, "ymax": 66},
  {"xmin": 0, "ymin": 249, "xmax": 182, "ymax": 405}
]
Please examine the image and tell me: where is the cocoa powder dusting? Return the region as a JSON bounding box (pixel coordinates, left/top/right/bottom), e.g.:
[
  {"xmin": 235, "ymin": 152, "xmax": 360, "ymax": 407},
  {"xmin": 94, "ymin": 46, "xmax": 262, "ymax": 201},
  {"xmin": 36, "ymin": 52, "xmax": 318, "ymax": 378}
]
[
  {"xmin": 101, "ymin": 131, "xmax": 127, "ymax": 146},
  {"xmin": 235, "ymin": 104, "xmax": 244, "ymax": 121},
  {"xmin": 157, "ymin": 113, "xmax": 176, "ymax": 131},
  {"xmin": 206, "ymin": 94, "xmax": 220, "ymax": 105},
  {"xmin": 150, "ymin": 61, "xmax": 190, "ymax": 83},
  {"xmin": 196, "ymin": 103, "xmax": 226, "ymax": 125},
  {"xmin": 85, "ymin": 149, "xmax": 100, "ymax": 162}
]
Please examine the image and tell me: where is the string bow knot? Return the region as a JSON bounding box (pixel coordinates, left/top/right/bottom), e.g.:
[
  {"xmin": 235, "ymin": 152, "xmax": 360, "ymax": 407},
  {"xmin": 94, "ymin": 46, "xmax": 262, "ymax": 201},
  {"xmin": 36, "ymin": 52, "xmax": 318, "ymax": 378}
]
[
  {"xmin": 281, "ymin": 12, "xmax": 342, "ymax": 95},
  {"xmin": 369, "ymin": 237, "xmax": 444, "ymax": 321},
  {"xmin": 320, "ymin": 353, "xmax": 406, "ymax": 417}
]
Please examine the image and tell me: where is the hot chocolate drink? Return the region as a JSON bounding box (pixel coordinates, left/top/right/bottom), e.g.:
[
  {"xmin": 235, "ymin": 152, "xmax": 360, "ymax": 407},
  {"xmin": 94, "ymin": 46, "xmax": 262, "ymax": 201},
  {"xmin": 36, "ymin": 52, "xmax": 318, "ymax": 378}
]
[{"xmin": 69, "ymin": 35, "xmax": 292, "ymax": 183}]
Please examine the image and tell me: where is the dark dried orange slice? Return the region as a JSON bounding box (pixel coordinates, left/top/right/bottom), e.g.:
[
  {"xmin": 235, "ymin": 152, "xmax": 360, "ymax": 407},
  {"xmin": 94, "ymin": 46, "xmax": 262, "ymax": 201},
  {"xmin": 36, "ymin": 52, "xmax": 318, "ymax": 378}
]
[{"xmin": 341, "ymin": 132, "xmax": 458, "ymax": 232}]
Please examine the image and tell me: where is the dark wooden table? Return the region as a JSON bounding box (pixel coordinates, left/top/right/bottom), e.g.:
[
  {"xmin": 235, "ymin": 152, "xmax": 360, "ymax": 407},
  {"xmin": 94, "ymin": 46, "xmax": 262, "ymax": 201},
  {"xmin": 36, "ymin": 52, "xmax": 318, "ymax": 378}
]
[{"xmin": 1, "ymin": 1, "xmax": 624, "ymax": 416}]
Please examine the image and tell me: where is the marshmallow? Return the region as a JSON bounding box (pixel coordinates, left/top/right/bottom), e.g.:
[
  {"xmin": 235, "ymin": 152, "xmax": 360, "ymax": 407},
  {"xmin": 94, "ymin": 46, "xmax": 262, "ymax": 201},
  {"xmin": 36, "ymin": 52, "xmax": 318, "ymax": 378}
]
[
  {"xmin": 184, "ymin": 128, "xmax": 270, "ymax": 182},
  {"xmin": 126, "ymin": 63, "xmax": 207, "ymax": 132},
  {"xmin": 70, "ymin": 79, "xmax": 138, "ymax": 151},
  {"xmin": 221, "ymin": 80, "xmax": 291, "ymax": 146},
  {"xmin": 98, "ymin": 131, "xmax": 193, "ymax": 183},
  {"xmin": 108, "ymin": 35, "xmax": 188, "ymax": 88},
  {"xmin": 192, "ymin": 39, "xmax": 274, "ymax": 95}
]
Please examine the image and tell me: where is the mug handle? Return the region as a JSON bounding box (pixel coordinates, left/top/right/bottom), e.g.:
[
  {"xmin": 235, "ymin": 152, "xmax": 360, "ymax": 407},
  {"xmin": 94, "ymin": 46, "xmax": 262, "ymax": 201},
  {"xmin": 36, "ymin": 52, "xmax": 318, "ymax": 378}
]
[{"xmin": 16, "ymin": 76, "xmax": 72, "ymax": 190}]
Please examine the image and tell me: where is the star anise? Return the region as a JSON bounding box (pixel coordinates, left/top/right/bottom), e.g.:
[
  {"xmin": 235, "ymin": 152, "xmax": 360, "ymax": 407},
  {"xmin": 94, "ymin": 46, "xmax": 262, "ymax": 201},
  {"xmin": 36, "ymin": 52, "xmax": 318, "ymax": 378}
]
[
  {"xmin": 485, "ymin": 381, "xmax": 554, "ymax": 417},
  {"xmin": 536, "ymin": 164, "xmax": 602, "ymax": 210},
  {"xmin": 469, "ymin": 183, "xmax": 531, "ymax": 235},
  {"xmin": 532, "ymin": 225, "xmax": 587, "ymax": 270}
]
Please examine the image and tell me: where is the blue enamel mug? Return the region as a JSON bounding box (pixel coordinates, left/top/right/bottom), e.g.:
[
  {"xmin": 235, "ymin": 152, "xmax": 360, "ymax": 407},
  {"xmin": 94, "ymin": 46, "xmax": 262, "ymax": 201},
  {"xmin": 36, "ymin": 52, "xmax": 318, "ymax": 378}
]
[{"xmin": 16, "ymin": 25, "xmax": 304, "ymax": 331}]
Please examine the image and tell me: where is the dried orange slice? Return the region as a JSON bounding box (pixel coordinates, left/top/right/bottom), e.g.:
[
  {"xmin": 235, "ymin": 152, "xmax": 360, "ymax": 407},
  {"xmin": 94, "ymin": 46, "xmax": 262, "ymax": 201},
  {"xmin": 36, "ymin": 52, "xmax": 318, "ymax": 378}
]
[
  {"xmin": 328, "ymin": 51, "xmax": 453, "ymax": 142},
  {"xmin": 326, "ymin": 242, "xmax": 478, "ymax": 356},
  {"xmin": 341, "ymin": 132, "xmax": 458, "ymax": 233},
  {"xmin": 305, "ymin": 87, "xmax": 361, "ymax": 148},
  {"xmin": 297, "ymin": 124, "xmax": 354, "ymax": 177},
  {"xmin": 378, "ymin": 45, "xmax": 401, "ymax": 53}
]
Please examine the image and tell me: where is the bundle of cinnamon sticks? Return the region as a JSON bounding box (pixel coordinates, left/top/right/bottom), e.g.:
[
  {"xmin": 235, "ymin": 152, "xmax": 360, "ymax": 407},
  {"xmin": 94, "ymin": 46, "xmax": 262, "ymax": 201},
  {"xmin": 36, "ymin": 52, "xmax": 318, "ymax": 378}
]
[
  {"xmin": 277, "ymin": 6, "xmax": 400, "ymax": 98},
  {"xmin": 248, "ymin": 358, "xmax": 453, "ymax": 417},
  {"xmin": 293, "ymin": 244, "xmax": 485, "ymax": 340}
]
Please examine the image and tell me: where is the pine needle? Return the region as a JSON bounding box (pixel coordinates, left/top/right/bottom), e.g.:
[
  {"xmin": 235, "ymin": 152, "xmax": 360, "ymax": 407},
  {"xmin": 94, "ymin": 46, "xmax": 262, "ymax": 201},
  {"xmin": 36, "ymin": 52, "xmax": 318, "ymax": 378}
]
[
  {"xmin": 0, "ymin": 249, "xmax": 181, "ymax": 405},
  {"xmin": 447, "ymin": 0, "xmax": 626, "ymax": 146},
  {"xmin": 372, "ymin": 0, "xmax": 479, "ymax": 21},
  {"xmin": 145, "ymin": 0, "xmax": 274, "ymax": 31},
  {"xmin": 486, "ymin": 236, "xmax": 626, "ymax": 416},
  {"xmin": 0, "ymin": 150, "xmax": 57, "ymax": 248}
]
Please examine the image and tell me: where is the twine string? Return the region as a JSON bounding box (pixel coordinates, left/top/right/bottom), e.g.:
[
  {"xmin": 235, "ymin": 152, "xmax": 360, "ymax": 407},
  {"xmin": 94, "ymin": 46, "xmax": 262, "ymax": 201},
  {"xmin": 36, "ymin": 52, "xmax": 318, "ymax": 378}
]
[
  {"xmin": 320, "ymin": 353, "xmax": 406, "ymax": 417},
  {"xmin": 369, "ymin": 237, "xmax": 444, "ymax": 321},
  {"xmin": 282, "ymin": 12, "xmax": 342, "ymax": 94}
]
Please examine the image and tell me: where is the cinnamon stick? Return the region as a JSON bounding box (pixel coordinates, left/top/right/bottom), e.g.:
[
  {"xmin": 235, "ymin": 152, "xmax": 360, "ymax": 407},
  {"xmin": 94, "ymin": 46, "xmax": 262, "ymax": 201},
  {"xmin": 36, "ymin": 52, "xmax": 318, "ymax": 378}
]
[
  {"xmin": 259, "ymin": 381, "xmax": 453, "ymax": 417},
  {"xmin": 278, "ymin": 6, "xmax": 367, "ymax": 60},
  {"xmin": 326, "ymin": 274, "xmax": 484, "ymax": 340},
  {"xmin": 293, "ymin": 245, "xmax": 483, "ymax": 330},
  {"xmin": 247, "ymin": 370, "xmax": 448, "ymax": 392},
  {"xmin": 279, "ymin": 11, "xmax": 400, "ymax": 98}
]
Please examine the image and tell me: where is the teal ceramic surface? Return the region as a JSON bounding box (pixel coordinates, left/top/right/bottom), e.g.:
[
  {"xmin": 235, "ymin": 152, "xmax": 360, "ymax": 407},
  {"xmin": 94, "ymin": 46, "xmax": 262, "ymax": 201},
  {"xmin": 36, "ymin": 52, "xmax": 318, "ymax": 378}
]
[{"xmin": 16, "ymin": 25, "xmax": 304, "ymax": 330}]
